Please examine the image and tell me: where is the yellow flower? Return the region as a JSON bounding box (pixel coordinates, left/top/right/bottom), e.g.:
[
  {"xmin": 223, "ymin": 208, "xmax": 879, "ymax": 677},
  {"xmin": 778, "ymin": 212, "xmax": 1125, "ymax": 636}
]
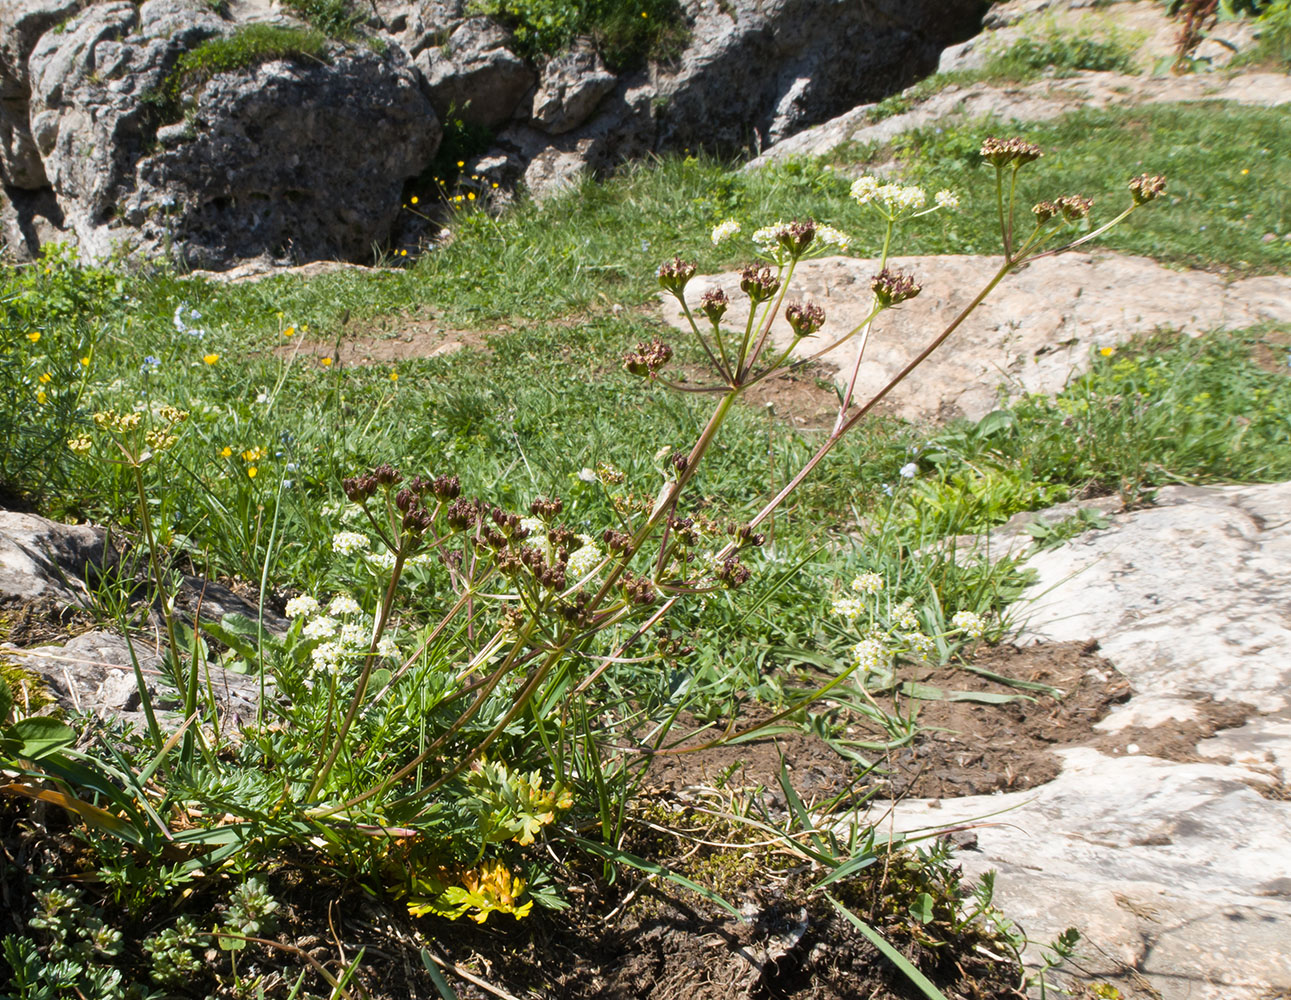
[
  {"xmin": 389, "ymin": 370, "xmax": 398, "ymax": 382},
  {"xmin": 67, "ymin": 436, "xmax": 92, "ymax": 455},
  {"xmin": 320, "ymin": 357, "xmax": 333, "ymax": 367},
  {"xmin": 641, "ymin": 9, "xmax": 647, "ymax": 16},
  {"xmin": 457, "ymin": 160, "xmax": 464, "ymax": 168},
  {"xmin": 220, "ymin": 446, "xmax": 232, "ymax": 458},
  {"xmin": 247, "ymin": 466, "xmax": 258, "ymax": 478},
  {"xmin": 35, "ymin": 390, "xmax": 47, "ymax": 404},
  {"xmin": 467, "ymin": 192, "xmax": 476, "ymax": 201},
  {"xmin": 283, "ymin": 326, "xmax": 295, "ymax": 337},
  {"xmin": 242, "ymin": 446, "xmax": 266, "ymax": 462},
  {"xmin": 1099, "ymin": 346, "xmax": 1116, "ymax": 357},
  {"xmin": 491, "ymin": 182, "xmax": 499, "ymax": 189},
  {"xmin": 400, "ymin": 249, "xmax": 408, "ymax": 257},
  {"xmin": 410, "ymin": 196, "xmax": 419, "ymax": 205},
  {"xmin": 37, "ymin": 372, "xmax": 51, "ymax": 384},
  {"xmin": 1241, "ymin": 168, "xmax": 1250, "ymax": 175},
  {"xmin": 203, "ymin": 353, "xmax": 220, "ymax": 365},
  {"xmin": 301, "ymin": 324, "xmax": 310, "ymax": 333},
  {"xmin": 26, "ymin": 331, "xmax": 40, "ymax": 344},
  {"xmin": 80, "ymin": 356, "xmax": 91, "ymax": 367}
]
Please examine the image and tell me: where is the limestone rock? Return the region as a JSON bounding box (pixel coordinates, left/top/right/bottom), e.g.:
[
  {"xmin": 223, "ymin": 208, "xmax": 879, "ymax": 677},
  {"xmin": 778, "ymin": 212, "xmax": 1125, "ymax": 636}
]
[
  {"xmin": 749, "ymin": 70, "xmax": 1291, "ymax": 168},
  {"xmin": 0, "ymin": 0, "xmax": 81, "ymax": 189},
  {"xmin": 882, "ymin": 482, "xmax": 1291, "ymax": 999},
  {"xmin": 24, "ymin": 0, "xmax": 438, "ymax": 267},
  {"xmin": 664, "ymin": 252, "xmax": 1291, "ymax": 423},
  {"xmin": 3, "ymin": 629, "xmax": 265, "ymax": 729},
  {"xmin": 529, "ymin": 39, "xmax": 617, "ymax": 135},
  {"xmin": 651, "ymin": 0, "xmax": 982, "ymax": 154},
  {"xmin": 419, "ymin": 17, "xmax": 533, "ymax": 128},
  {"xmin": 0, "ymin": 511, "xmax": 114, "ymax": 605}
]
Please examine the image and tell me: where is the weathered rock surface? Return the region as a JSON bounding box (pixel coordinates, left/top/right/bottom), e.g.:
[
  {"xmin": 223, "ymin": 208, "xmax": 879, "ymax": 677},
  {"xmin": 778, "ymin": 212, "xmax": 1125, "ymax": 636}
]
[
  {"xmin": 3, "ymin": 629, "xmax": 264, "ymax": 729},
  {"xmin": 19, "ymin": 0, "xmax": 438, "ymax": 268},
  {"xmin": 0, "ymin": 510, "xmax": 114, "ymax": 605},
  {"xmin": 1, "ymin": 0, "xmax": 986, "ymax": 262},
  {"xmin": 749, "ymin": 70, "xmax": 1291, "ymax": 169},
  {"xmin": 419, "ymin": 17, "xmax": 534, "ymax": 129},
  {"xmin": 878, "ymin": 481, "xmax": 1291, "ymax": 999},
  {"xmin": 529, "ymin": 39, "xmax": 617, "ymax": 135},
  {"xmin": 0, "ymin": 509, "xmax": 282, "ymax": 723},
  {"xmin": 665, "ymin": 252, "xmax": 1291, "ymax": 423}
]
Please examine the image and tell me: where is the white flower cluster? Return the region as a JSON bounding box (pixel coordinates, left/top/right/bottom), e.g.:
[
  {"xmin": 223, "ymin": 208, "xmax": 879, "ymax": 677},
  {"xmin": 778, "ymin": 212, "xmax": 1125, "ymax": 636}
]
[
  {"xmin": 751, "ymin": 221, "xmax": 787, "ymax": 253},
  {"xmin": 852, "ymin": 636, "xmax": 889, "ymax": 674},
  {"xmin": 711, "ymin": 218, "xmax": 741, "ymax": 245},
  {"xmin": 903, "ymin": 631, "xmax": 935, "ymax": 661},
  {"xmin": 830, "ymin": 595, "xmax": 866, "ymax": 622},
  {"xmin": 891, "ymin": 599, "xmax": 919, "ymax": 631},
  {"xmin": 173, "ymin": 304, "xmax": 205, "ymax": 339},
  {"xmin": 851, "ymin": 176, "xmax": 960, "ymax": 216},
  {"xmin": 285, "ymin": 595, "xmax": 320, "ymax": 618},
  {"xmin": 815, "ymin": 224, "xmax": 851, "ymax": 251},
  {"xmin": 851, "ymin": 572, "xmax": 884, "ymax": 595},
  {"xmin": 332, "ymin": 531, "xmax": 370, "ymax": 556},
  {"xmin": 566, "ymin": 540, "xmax": 603, "ymax": 580},
  {"xmin": 951, "ymin": 610, "xmax": 986, "ymax": 639},
  {"xmin": 286, "ymin": 591, "xmax": 400, "ymax": 671}
]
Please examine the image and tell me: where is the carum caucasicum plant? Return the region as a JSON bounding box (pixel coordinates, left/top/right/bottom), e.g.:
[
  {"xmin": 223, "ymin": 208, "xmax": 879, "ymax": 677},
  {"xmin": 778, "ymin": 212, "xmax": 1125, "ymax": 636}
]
[{"xmin": 6, "ymin": 138, "xmax": 1165, "ymax": 966}]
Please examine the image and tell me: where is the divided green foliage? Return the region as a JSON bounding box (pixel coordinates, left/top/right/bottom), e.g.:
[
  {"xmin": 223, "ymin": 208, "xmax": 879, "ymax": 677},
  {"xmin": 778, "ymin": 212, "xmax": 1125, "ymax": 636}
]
[
  {"xmin": 982, "ymin": 22, "xmax": 1141, "ymax": 78},
  {"xmin": 469, "ymin": 0, "xmax": 687, "ymax": 68}
]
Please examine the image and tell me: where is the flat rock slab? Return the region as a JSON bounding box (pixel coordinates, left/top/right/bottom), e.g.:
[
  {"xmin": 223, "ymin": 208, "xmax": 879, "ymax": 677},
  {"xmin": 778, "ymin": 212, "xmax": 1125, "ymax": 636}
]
[
  {"xmin": 665, "ymin": 252, "xmax": 1291, "ymax": 423},
  {"xmin": 749, "ymin": 71, "xmax": 1291, "ymax": 169},
  {"xmin": 878, "ymin": 481, "xmax": 1291, "ymax": 999}
]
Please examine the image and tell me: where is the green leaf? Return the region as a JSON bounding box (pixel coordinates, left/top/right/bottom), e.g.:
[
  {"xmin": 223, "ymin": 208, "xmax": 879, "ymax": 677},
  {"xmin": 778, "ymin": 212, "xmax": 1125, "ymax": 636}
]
[
  {"xmin": 571, "ymin": 835, "xmax": 742, "ymax": 919},
  {"xmin": 910, "ymin": 892, "xmax": 935, "ymax": 924},
  {"xmin": 0, "ymin": 675, "xmax": 13, "ymax": 725},
  {"xmin": 826, "ymin": 895, "xmax": 950, "ymax": 1000},
  {"xmin": 7, "ymin": 717, "xmax": 76, "ymax": 759},
  {"xmin": 899, "ymin": 682, "xmax": 1030, "ymax": 705}
]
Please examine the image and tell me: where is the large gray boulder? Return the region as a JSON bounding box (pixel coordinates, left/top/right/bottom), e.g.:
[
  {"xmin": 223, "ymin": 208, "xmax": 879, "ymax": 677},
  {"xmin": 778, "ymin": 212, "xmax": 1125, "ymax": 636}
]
[
  {"xmin": 483, "ymin": 0, "xmax": 983, "ymax": 199},
  {"xmin": 0, "ymin": 0, "xmax": 81, "ymax": 189},
  {"xmin": 419, "ymin": 17, "xmax": 534, "ymax": 128},
  {"xmin": 529, "ymin": 38, "xmax": 618, "ymax": 134},
  {"xmin": 17, "ymin": 0, "xmax": 438, "ymax": 266}
]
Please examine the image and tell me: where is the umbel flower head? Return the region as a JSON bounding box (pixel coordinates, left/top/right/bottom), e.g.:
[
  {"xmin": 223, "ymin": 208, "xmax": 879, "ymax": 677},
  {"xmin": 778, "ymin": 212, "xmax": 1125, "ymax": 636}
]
[
  {"xmin": 1128, "ymin": 173, "xmax": 1167, "ymax": 205},
  {"xmin": 870, "ymin": 268, "xmax": 921, "ymax": 307},
  {"xmin": 980, "ymin": 136, "xmax": 1043, "ymax": 167},
  {"xmin": 739, "ymin": 264, "xmax": 780, "ymax": 303},
  {"xmin": 657, "ymin": 256, "xmax": 697, "ymax": 295},
  {"xmin": 624, "ymin": 339, "xmax": 673, "ymax": 377},
  {"xmin": 785, "ymin": 301, "xmax": 826, "ymax": 338},
  {"xmin": 700, "ymin": 287, "xmax": 728, "ymax": 323}
]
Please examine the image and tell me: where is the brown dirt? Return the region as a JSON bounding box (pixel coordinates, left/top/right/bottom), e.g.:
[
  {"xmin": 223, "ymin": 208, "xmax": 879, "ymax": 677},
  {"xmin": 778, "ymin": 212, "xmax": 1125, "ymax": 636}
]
[
  {"xmin": 639, "ymin": 640, "xmax": 1256, "ymax": 806},
  {"xmin": 1249, "ymin": 328, "xmax": 1291, "ymax": 375},
  {"xmin": 277, "ymin": 308, "xmax": 493, "ymax": 366}
]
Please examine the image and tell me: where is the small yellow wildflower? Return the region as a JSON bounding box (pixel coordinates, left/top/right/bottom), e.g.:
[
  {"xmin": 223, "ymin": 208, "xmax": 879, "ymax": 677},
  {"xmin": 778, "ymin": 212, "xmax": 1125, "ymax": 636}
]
[
  {"xmin": 67, "ymin": 436, "xmax": 92, "ymax": 455},
  {"xmin": 491, "ymin": 182, "xmax": 499, "ymax": 189},
  {"xmin": 301, "ymin": 324, "xmax": 309, "ymax": 333},
  {"xmin": 467, "ymin": 192, "xmax": 476, "ymax": 201},
  {"xmin": 1242, "ymin": 168, "xmax": 1250, "ymax": 176},
  {"xmin": 247, "ymin": 466, "xmax": 258, "ymax": 479},
  {"xmin": 641, "ymin": 9, "xmax": 647, "ymax": 16},
  {"xmin": 400, "ymin": 249, "xmax": 408, "ymax": 257},
  {"xmin": 242, "ymin": 446, "xmax": 266, "ymax": 462},
  {"xmin": 203, "ymin": 353, "xmax": 220, "ymax": 365},
  {"xmin": 221, "ymin": 446, "xmax": 232, "ymax": 458},
  {"xmin": 320, "ymin": 357, "xmax": 333, "ymax": 367},
  {"xmin": 410, "ymin": 195, "xmax": 419, "ymax": 205},
  {"xmin": 37, "ymin": 372, "xmax": 51, "ymax": 384},
  {"xmin": 389, "ymin": 370, "xmax": 398, "ymax": 382},
  {"xmin": 1100, "ymin": 346, "xmax": 1116, "ymax": 357},
  {"xmin": 80, "ymin": 356, "xmax": 91, "ymax": 367},
  {"xmin": 26, "ymin": 332, "xmax": 40, "ymax": 344},
  {"xmin": 283, "ymin": 325, "xmax": 295, "ymax": 337},
  {"xmin": 457, "ymin": 160, "xmax": 464, "ymax": 168},
  {"xmin": 35, "ymin": 390, "xmax": 46, "ymax": 404}
]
